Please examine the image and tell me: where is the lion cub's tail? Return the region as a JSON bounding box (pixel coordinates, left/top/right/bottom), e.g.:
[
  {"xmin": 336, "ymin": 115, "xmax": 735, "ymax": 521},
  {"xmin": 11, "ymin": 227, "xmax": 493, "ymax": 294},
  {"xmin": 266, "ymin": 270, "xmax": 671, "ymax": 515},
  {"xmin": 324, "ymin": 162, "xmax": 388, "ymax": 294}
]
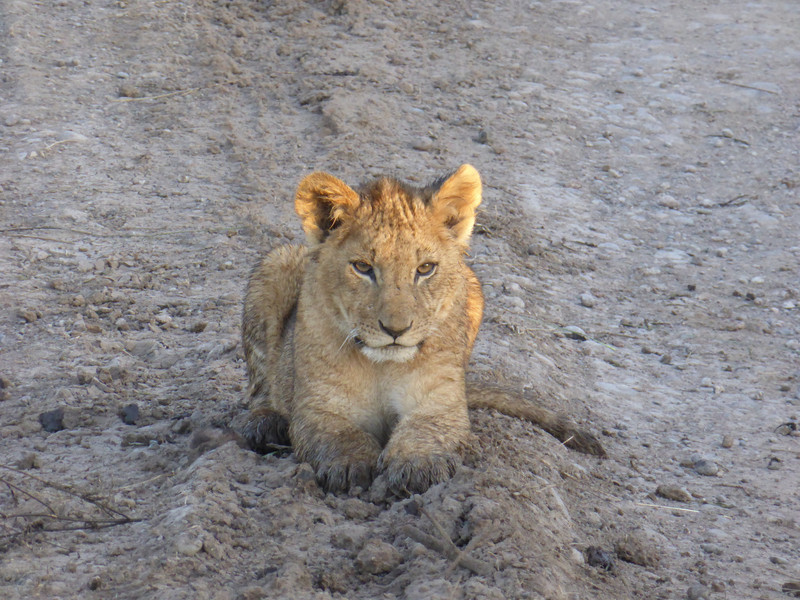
[{"xmin": 465, "ymin": 381, "xmax": 606, "ymax": 457}]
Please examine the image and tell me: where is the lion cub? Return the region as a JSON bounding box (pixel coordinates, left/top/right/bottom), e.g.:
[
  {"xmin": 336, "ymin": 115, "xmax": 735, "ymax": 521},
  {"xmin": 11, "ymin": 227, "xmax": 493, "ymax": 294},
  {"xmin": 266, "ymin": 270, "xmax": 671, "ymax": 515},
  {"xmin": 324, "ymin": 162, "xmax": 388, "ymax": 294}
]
[{"xmin": 242, "ymin": 165, "xmax": 604, "ymax": 495}]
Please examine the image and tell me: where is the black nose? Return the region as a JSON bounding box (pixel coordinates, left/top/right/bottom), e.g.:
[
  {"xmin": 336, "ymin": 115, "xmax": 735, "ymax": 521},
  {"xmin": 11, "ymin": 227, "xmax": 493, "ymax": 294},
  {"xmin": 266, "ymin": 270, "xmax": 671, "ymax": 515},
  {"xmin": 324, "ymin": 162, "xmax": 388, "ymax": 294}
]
[{"xmin": 379, "ymin": 320, "xmax": 412, "ymax": 339}]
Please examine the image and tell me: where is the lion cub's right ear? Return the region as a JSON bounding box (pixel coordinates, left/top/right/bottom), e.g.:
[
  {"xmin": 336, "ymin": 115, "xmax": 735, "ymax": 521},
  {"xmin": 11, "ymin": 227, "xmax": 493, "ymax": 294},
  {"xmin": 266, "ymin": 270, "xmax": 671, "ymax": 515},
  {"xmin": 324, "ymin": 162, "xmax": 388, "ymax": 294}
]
[{"xmin": 294, "ymin": 172, "xmax": 361, "ymax": 244}]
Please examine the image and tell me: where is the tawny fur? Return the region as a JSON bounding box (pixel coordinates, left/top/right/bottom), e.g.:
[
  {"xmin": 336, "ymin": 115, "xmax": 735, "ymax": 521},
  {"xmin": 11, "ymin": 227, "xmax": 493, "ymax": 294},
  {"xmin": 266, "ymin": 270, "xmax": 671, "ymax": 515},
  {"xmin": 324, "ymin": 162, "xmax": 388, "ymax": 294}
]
[{"xmin": 241, "ymin": 164, "xmax": 604, "ymax": 495}]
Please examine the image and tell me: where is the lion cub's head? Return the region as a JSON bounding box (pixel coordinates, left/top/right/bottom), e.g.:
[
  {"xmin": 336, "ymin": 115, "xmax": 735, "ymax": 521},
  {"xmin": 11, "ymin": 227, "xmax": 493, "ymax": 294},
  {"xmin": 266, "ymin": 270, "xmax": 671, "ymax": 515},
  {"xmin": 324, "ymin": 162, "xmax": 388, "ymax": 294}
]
[{"xmin": 295, "ymin": 165, "xmax": 482, "ymax": 363}]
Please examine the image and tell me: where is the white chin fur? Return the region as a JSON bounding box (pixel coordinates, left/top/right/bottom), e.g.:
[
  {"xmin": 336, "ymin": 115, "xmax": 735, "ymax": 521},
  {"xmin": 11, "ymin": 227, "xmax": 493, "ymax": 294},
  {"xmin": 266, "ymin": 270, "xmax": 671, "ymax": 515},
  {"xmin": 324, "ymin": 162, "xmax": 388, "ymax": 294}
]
[{"xmin": 360, "ymin": 344, "xmax": 418, "ymax": 363}]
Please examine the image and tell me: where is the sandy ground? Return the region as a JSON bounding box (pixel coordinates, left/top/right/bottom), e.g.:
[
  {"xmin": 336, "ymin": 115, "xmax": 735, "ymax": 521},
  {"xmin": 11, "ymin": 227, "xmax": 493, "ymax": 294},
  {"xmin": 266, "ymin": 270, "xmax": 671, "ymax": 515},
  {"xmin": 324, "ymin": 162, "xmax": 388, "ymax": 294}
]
[{"xmin": 1, "ymin": 0, "xmax": 799, "ymax": 598}]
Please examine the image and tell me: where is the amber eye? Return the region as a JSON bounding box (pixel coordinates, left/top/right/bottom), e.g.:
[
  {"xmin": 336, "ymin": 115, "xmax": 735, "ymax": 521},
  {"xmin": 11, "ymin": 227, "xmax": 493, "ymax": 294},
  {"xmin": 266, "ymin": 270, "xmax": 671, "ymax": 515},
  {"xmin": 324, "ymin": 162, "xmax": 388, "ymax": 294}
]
[
  {"xmin": 416, "ymin": 262, "xmax": 437, "ymax": 277},
  {"xmin": 352, "ymin": 261, "xmax": 374, "ymax": 277}
]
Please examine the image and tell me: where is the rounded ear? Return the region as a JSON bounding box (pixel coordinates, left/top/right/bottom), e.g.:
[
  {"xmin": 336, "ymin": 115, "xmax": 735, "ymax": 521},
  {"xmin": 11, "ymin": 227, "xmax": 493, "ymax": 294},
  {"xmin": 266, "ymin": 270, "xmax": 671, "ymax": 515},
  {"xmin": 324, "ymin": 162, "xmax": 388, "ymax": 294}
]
[
  {"xmin": 294, "ymin": 172, "xmax": 360, "ymax": 244},
  {"xmin": 430, "ymin": 164, "xmax": 482, "ymax": 246}
]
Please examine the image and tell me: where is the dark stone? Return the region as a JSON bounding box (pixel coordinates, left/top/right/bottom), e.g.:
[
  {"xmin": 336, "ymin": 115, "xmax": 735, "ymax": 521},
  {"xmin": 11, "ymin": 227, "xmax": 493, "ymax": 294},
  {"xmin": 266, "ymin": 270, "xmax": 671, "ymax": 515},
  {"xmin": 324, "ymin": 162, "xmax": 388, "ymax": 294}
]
[
  {"xmin": 121, "ymin": 403, "xmax": 140, "ymax": 425},
  {"xmin": 39, "ymin": 408, "xmax": 65, "ymax": 433}
]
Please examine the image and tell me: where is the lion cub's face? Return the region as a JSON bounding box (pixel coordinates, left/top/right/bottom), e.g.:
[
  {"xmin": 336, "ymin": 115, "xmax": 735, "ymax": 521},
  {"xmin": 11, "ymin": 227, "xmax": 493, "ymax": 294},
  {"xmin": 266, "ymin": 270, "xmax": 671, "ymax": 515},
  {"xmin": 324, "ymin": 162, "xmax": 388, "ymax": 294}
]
[{"xmin": 295, "ymin": 165, "xmax": 482, "ymax": 363}]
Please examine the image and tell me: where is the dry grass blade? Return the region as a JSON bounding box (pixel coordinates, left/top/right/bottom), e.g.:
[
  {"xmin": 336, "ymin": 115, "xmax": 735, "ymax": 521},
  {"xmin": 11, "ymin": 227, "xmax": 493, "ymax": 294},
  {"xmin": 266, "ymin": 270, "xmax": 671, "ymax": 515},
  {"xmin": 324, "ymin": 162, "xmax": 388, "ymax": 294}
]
[{"xmin": 0, "ymin": 464, "xmax": 140, "ymax": 545}]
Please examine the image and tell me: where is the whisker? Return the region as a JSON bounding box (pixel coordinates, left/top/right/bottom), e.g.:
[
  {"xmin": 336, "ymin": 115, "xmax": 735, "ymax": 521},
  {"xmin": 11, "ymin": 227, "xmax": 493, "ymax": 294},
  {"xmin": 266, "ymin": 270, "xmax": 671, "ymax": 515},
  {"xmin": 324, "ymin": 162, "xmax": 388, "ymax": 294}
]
[{"xmin": 338, "ymin": 329, "xmax": 359, "ymax": 354}]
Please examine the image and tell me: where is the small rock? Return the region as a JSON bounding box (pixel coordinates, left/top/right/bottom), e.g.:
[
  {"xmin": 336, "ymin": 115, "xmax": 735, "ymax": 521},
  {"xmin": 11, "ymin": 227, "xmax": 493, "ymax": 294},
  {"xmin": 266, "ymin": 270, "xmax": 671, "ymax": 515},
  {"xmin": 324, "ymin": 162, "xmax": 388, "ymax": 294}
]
[
  {"xmin": 475, "ymin": 130, "xmax": 489, "ymax": 144},
  {"xmin": 39, "ymin": 408, "xmax": 65, "ymax": 433},
  {"xmin": 118, "ymin": 84, "xmax": 143, "ymax": 98},
  {"xmin": 687, "ymin": 583, "xmax": 709, "ymax": 600},
  {"xmin": 570, "ymin": 547, "xmax": 585, "ymax": 565},
  {"xmin": 55, "ymin": 57, "xmax": 80, "ymax": 67},
  {"xmin": 767, "ymin": 457, "xmax": 782, "ymax": 470},
  {"xmin": 127, "ymin": 339, "xmax": 159, "ymax": 359},
  {"xmin": 615, "ymin": 534, "xmax": 660, "ymax": 567},
  {"xmin": 354, "ymin": 539, "xmax": 402, "ymax": 574},
  {"xmin": 693, "ymin": 459, "xmax": 719, "ymax": 476},
  {"xmin": 189, "ymin": 321, "xmax": 208, "ymax": 333},
  {"xmin": 585, "ymin": 546, "xmax": 615, "ymax": 571},
  {"xmin": 658, "ymin": 195, "xmax": 680, "ymax": 209},
  {"xmin": 175, "ymin": 533, "xmax": 203, "ymax": 556},
  {"xmin": 76, "ymin": 366, "xmax": 96, "ymax": 385},
  {"xmin": 721, "ymin": 435, "xmax": 734, "ymax": 448},
  {"xmin": 341, "ymin": 497, "xmax": 380, "ymax": 520},
  {"xmin": 120, "ymin": 404, "xmax": 140, "ymax": 425},
  {"xmin": 15, "ymin": 453, "xmax": 40, "ymax": 470},
  {"xmin": 88, "ymin": 575, "xmax": 102, "ymax": 591},
  {"xmin": 562, "ymin": 325, "xmax": 588, "ymax": 341},
  {"xmin": 579, "ymin": 292, "xmax": 597, "ymax": 308},
  {"xmin": 18, "ymin": 308, "xmax": 40, "ymax": 323},
  {"xmin": 699, "ymin": 543, "xmax": 723, "ymax": 555},
  {"xmin": 655, "ymin": 484, "xmax": 692, "ymax": 503},
  {"xmin": 412, "ymin": 139, "xmax": 433, "ymax": 151},
  {"xmin": 202, "ymin": 535, "xmax": 224, "ymax": 559},
  {"xmin": 171, "ymin": 418, "xmax": 192, "ymax": 434}
]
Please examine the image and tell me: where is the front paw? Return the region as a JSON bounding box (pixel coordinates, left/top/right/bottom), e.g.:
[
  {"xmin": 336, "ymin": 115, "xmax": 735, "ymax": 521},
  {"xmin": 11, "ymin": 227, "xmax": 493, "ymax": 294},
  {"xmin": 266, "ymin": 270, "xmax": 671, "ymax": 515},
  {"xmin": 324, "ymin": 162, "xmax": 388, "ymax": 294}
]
[
  {"xmin": 315, "ymin": 458, "xmax": 375, "ymax": 494},
  {"xmin": 378, "ymin": 451, "xmax": 461, "ymax": 496}
]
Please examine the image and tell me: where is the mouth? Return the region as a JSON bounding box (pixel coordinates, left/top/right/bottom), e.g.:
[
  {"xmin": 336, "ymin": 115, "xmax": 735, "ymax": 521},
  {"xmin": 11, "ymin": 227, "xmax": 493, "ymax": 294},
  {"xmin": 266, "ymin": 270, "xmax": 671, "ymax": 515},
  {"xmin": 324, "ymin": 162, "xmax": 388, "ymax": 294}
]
[{"xmin": 354, "ymin": 338, "xmax": 423, "ymax": 364}]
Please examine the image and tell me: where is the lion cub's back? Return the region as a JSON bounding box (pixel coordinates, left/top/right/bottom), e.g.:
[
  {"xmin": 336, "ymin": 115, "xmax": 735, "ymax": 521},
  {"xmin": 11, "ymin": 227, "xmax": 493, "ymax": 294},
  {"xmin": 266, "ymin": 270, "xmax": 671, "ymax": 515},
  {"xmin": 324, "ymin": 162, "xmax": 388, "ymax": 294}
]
[{"xmin": 242, "ymin": 244, "xmax": 308, "ymax": 413}]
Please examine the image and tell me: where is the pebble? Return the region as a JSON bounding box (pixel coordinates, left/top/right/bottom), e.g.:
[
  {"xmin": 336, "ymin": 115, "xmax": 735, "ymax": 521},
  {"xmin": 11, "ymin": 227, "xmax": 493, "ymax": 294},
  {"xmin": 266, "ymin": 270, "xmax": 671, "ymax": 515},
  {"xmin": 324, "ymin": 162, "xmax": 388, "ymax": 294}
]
[
  {"xmin": 118, "ymin": 84, "xmax": 143, "ymax": 98},
  {"xmin": 175, "ymin": 533, "xmax": 203, "ymax": 556},
  {"xmin": 354, "ymin": 539, "xmax": 402, "ymax": 574},
  {"xmin": 658, "ymin": 194, "xmax": 680, "ymax": 209},
  {"xmin": 699, "ymin": 543, "xmax": 723, "ymax": 555},
  {"xmin": 0, "ymin": 375, "xmax": 10, "ymax": 401},
  {"xmin": 127, "ymin": 339, "xmax": 160, "ymax": 359},
  {"xmin": 562, "ymin": 325, "xmax": 588, "ymax": 341},
  {"xmin": 767, "ymin": 457, "xmax": 782, "ymax": 470},
  {"xmin": 18, "ymin": 308, "xmax": 40, "ymax": 323},
  {"xmin": 76, "ymin": 366, "xmax": 96, "ymax": 384},
  {"xmin": 39, "ymin": 408, "xmax": 65, "ymax": 433},
  {"xmin": 721, "ymin": 435, "xmax": 734, "ymax": 448},
  {"xmin": 687, "ymin": 583, "xmax": 710, "ymax": 600},
  {"xmin": 15, "ymin": 453, "xmax": 40, "ymax": 470},
  {"xmin": 655, "ymin": 484, "xmax": 692, "ymax": 503},
  {"xmin": 171, "ymin": 418, "xmax": 192, "ymax": 434},
  {"xmin": 693, "ymin": 459, "xmax": 719, "ymax": 476},
  {"xmin": 615, "ymin": 534, "xmax": 660, "ymax": 567},
  {"xmin": 579, "ymin": 292, "xmax": 597, "ymax": 308},
  {"xmin": 120, "ymin": 403, "xmax": 140, "ymax": 425}
]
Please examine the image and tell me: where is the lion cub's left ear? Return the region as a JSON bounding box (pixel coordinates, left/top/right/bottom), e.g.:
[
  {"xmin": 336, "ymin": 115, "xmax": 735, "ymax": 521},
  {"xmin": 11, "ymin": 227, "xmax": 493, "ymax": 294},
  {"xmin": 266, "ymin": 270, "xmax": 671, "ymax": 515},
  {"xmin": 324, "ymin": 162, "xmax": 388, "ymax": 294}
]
[
  {"xmin": 431, "ymin": 164, "xmax": 482, "ymax": 247},
  {"xmin": 295, "ymin": 172, "xmax": 361, "ymax": 244}
]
